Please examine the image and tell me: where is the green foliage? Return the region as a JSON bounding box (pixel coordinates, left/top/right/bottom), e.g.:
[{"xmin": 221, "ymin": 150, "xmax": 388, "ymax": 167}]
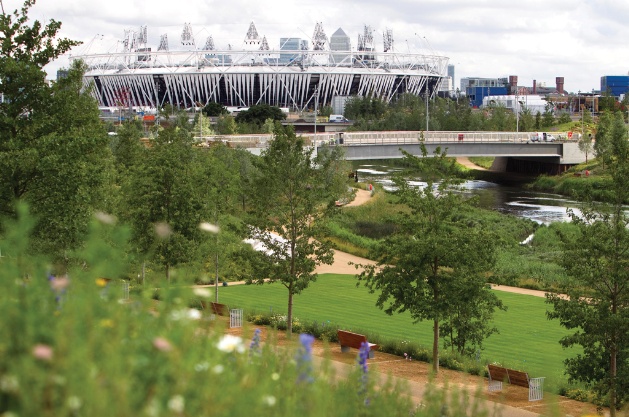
[
  {"xmin": 123, "ymin": 126, "xmax": 208, "ymax": 281},
  {"xmin": 0, "ymin": 208, "xmax": 423, "ymax": 417},
  {"xmin": 245, "ymin": 125, "xmax": 343, "ymax": 335},
  {"xmin": 467, "ymin": 157, "xmax": 494, "ymax": 170},
  {"xmin": 0, "ymin": 8, "xmax": 113, "ymax": 262},
  {"xmin": 202, "ymin": 101, "xmax": 228, "ymax": 117},
  {"xmin": 356, "ymin": 146, "xmax": 504, "ymax": 373},
  {"xmin": 235, "ymin": 104, "xmax": 286, "ymax": 126},
  {"xmin": 547, "ymin": 129, "xmax": 629, "ymax": 415},
  {"xmin": 215, "ymin": 114, "xmax": 237, "ymax": 135}
]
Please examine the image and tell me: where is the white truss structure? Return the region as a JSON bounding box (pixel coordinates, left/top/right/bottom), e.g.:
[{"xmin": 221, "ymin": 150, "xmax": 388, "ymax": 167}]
[
  {"xmin": 158, "ymin": 34, "xmax": 169, "ymax": 52},
  {"xmin": 312, "ymin": 22, "xmax": 327, "ymax": 51},
  {"xmin": 76, "ymin": 23, "xmax": 448, "ymax": 112},
  {"xmin": 203, "ymin": 36, "xmax": 215, "ymax": 51},
  {"xmin": 244, "ymin": 22, "xmax": 260, "ymax": 46},
  {"xmin": 383, "ymin": 29, "xmax": 393, "ymax": 52},
  {"xmin": 181, "ymin": 23, "xmax": 194, "ymax": 47}
]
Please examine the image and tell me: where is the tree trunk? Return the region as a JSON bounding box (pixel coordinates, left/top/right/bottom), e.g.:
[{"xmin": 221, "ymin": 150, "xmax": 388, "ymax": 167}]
[
  {"xmin": 287, "ymin": 290, "xmax": 294, "ymax": 337},
  {"xmin": 610, "ymin": 346, "xmax": 617, "ymax": 417},
  {"xmin": 432, "ymin": 317, "xmax": 439, "ymax": 374}
]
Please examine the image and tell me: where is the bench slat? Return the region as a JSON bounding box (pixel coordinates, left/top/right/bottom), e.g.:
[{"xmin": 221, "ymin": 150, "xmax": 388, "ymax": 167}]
[
  {"xmin": 507, "ymin": 369, "xmax": 530, "ymax": 388},
  {"xmin": 488, "ymin": 364, "xmax": 510, "ymax": 383},
  {"xmin": 337, "ymin": 330, "xmax": 379, "ymax": 358}
]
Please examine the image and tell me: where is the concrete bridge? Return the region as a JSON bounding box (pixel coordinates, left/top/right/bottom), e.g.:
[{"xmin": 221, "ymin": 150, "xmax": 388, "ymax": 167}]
[{"xmin": 207, "ymin": 130, "xmax": 587, "ymax": 166}]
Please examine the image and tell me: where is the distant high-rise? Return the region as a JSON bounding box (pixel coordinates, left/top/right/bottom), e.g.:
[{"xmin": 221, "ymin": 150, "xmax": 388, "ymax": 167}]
[
  {"xmin": 447, "ymin": 64, "xmax": 455, "ymax": 85},
  {"xmin": 329, "ymin": 28, "xmax": 351, "ymax": 65},
  {"xmin": 279, "ymin": 37, "xmax": 302, "ymax": 64}
]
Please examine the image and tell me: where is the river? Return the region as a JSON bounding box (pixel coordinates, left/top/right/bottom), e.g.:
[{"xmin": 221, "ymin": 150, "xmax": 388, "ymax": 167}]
[{"xmin": 354, "ymin": 162, "xmax": 582, "ymax": 224}]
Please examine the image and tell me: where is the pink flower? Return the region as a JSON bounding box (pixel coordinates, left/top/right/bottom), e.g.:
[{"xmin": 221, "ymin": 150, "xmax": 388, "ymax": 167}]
[
  {"xmin": 32, "ymin": 344, "xmax": 54, "ymax": 361},
  {"xmin": 153, "ymin": 337, "xmax": 172, "ymax": 352},
  {"xmin": 50, "ymin": 276, "xmax": 70, "ymax": 292}
]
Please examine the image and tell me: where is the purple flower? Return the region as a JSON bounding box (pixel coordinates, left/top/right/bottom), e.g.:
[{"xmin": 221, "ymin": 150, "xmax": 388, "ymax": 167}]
[
  {"xmin": 296, "ymin": 333, "xmax": 315, "ymax": 383},
  {"xmin": 358, "ymin": 342, "xmax": 370, "ymax": 405},
  {"xmin": 249, "ymin": 328, "xmax": 261, "ymax": 357}
]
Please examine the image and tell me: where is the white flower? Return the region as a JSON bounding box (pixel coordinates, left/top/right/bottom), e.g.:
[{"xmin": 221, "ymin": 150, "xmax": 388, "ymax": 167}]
[
  {"xmin": 187, "ymin": 309, "xmax": 202, "ymax": 320},
  {"xmin": 271, "ymin": 373, "xmax": 280, "ymax": 381},
  {"xmin": 193, "ymin": 288, "xmax": 212, "ymax": 299},
  {"xmin": 0, "ymin": 375, "xmax": 19, "ymax": 393},
  {"xmin": 199, "ymin": 222, "xmax": 220, "ymax": 233},
  {"xmin": 262, "ymin": 395, "xmax": 277, "ymax": 406},
  {"xmin": 154, "ymin": 222, "xmax": 172, "ymax": 239},
  {"xmin": 94, "ymin": 212, "xmax": 116, "ymax": 225},
  {"xmin": 212, "ymin": 364, "xmax": 224, "ymax": 374},
  {"xmin": 194, "ymin": 362, "xmax": 209, "ymax": 372},
  {"xmin": 168, "ymin": 395, "xmax": 185, "ymax": 414},
  {"xmin": 217, "ymin": 334, "xmax": 245, "ymax": 354},
  {"xmin": 67, "ymin": 396, "xmax": 82, "ymax": 411}
]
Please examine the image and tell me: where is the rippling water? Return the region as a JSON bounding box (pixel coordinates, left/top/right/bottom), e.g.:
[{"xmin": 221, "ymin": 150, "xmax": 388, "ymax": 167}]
[{"xmin": 355, "ymin": 163, "xmax": 583, "ymax": 224}]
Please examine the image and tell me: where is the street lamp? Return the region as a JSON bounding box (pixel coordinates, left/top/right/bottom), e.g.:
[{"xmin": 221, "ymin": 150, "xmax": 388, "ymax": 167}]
[
  {"xmin": 313, "ymin": 86, "xmax": 319, "ymax": 153},
  {"xmin": 425, "ymin": 88, "xmax": 429, "ymax": 132}
]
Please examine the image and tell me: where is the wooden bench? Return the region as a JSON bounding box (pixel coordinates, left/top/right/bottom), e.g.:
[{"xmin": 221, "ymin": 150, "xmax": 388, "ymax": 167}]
[
  {"xmin": 337, "ymin": 330, "xmax": 379, "ymax": 359},
  {"xmin": 200, "ymin": 301, "xmax": 229, "ymax": 316},
  {"xmin": 487, "ymin": 364, "xmax": 545, "ymax": 401}
]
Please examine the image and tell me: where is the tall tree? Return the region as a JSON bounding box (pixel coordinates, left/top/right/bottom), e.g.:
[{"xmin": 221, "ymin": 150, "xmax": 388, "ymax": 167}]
[
  {"xmin": 124, "ymin": 126, "xmax": 206, "ymax": 281},
  {"xmin": 356, "ymin": 146, "xmax": 500, "ymax": 373},
  {"xmin": 547, "ymin": 113, "xmax": 629, "ymax": 415},
  {"xmin": 246, "ymin": 125, "xmax": 342, "ymax": 336},
  {"xmin": 0, "ymin": 3, "xmax": 114, "ymax": 260}
]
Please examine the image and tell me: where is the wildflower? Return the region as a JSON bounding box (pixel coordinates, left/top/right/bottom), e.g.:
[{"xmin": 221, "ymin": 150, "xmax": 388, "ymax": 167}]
[
  {"xmin": 249, "ymin": 328, "xmax": 261, "ymax": 357},
  {"xmin": 67, "ymin": 395, "xmax": 82, "ymax": 411},
  {"xmin": 212, "ymin": 364, "xmax": 224, "ymax": 374},
  {"xmin": 193, "ymin": 287, "xmax": 212, "ymax": 299},
  {"xmin": 262, "ymin": 395, "xmax": 277, "ymax": 406},
  {"xmin": 32, "ymin": 344, "xmax": 53, "ymax": 361},
  {"xmin": 153, "ymin": 337, "xmax": 172, "ymax": 352},
  {"xmin": 199, "ymin": 222, "xmax": 220, "ymax": 233},
  {"xmin": 296, "ymin": 333, "xmax": 315, "ymax": 383},
  {"xmin": 0, "ymin": 375, "xmax": 19, "ymax": 393},
  {"xmin": 168, "ymin": 395, "xmax": 185, "ymax": 414},
  {"xmin": 271, "ymin": 372, "xmax": 280, "ymax": 381},
  {"xmin": 154, "ymin": 222, "xmax": 172, "ymax": 239},
  {"xmin": 187, "ymin": 309, "xmax": 202, "ymax": 320},
  {"xmin": 358, "ymin": 341, "xmax": 370, "ymax": 405},
  {"xmin": 100, "ymin": 319, "xmax": 114, "ymax": 328},
  {"xmin": 94, "ymin": 211, "xmax": 116, "ymax": 225},
  {"xmin": 49, "ymin": 275, "xmax": 70, "ymax": 292},
  {"xmin": 217, "ymin": 334, "xmax": 245, "ymax": 354},
  {"xmin": 194, "ymin": 362, "xmax": 209, "ymax": 372},
  {"xmin": 95, "ymin": 278, "xmax": 109, "ymax": 287}
]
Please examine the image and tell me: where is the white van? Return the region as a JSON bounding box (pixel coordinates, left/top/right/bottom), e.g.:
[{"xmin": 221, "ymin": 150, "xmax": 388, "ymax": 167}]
[
  {"xmin": 530, "ymin": 132, "xmax": 555, "ymax": 142},
  {"xmin": 329, "ymin": 114, "xmax": 348, "ymax": 123}
]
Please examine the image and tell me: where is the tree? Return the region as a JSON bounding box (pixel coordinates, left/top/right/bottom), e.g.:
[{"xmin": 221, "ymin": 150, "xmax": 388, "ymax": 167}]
[
  {"xmin": 124, "ymin": 126, "xmax": 207, "ymax": 282},
  {"xmin": 594, "ymin": 110, "xmax": 623, "ymax": 166},
  {"xmin": 235, "ymin": 104, "xmax": 286, "ymax": 126},
  {"xmin": 547, "ymin": 116, "xmax": 629, "ymax": 415},
  {"xmin": 215, "ymin": 114, "xmax": 237, "ymax": 135},
  {"xmin": 202, "ymin": 101, "xmax": 228, "ymax": 117},
  {"xmin": 246, "ymin": 125, "xmax": 342, "ymax": 336},
  {"xmin": 356, "ymin": 146, "xmax": 500, "ymax": 373},
  {"xmin": 0, "ymin": 3, "xmax": 115, "ymax": 260}
]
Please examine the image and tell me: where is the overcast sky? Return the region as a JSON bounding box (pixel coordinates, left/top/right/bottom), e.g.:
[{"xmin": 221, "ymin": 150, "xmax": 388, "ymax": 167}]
[{"xmin": 6, "ymin": 0, "xmax": 628, "ymax": 93}]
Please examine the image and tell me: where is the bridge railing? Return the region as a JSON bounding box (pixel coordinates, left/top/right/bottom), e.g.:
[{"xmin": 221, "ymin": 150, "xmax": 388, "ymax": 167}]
[{"xmin": 199, "ymin": 131, "xmax": 573, "ymax": 148}]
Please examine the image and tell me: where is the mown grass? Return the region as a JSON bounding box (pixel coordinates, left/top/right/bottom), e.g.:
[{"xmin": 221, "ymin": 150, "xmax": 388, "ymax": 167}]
[
  {"xmin": 219, "ymin": 273, "xmax": 578, "ymax": 393},
  {"xmin": 468, "ymin": 157, "xmax": 494, "ymax": 170}
]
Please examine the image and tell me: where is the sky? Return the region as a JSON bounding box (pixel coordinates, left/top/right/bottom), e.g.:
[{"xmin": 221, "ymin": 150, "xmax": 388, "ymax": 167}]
[{"xmin": 5, "ymin": 0, "xmax": 629, "ymax": 93}]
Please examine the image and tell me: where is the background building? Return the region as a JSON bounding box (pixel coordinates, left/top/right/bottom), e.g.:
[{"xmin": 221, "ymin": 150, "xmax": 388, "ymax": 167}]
[
  {"xmin": 329, "ymin": 28, "xmax": 351, "ymax": 65},
  {"xmin": 76, "ymin": 22, "xmax": 449, "ymax": 112},
  {"xmin": 601, "ymin": 75, "xmax": 629, "ymax": 98}
]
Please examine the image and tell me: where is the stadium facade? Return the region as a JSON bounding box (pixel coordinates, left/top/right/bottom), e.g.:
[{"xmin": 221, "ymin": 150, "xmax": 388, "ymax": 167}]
[{"xmin": 73, "ymin": 22, "xmax": 449, "ymax": 112}]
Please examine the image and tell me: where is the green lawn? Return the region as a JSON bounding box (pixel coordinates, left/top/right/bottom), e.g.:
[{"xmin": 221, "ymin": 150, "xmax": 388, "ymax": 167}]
[{"xmin": 218, "ymin": 273, "xmax": 577, "ymax": 391}]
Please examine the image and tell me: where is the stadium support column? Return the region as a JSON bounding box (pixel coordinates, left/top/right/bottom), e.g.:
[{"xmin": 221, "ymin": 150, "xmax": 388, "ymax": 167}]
[{"xmin": 314, "ymin": 86, "xmax": 319, "ymax": 155}]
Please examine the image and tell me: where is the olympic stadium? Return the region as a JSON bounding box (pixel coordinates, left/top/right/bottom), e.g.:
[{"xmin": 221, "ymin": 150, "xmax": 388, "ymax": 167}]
[{"xmin": 72, "ymin": 22, "xmax": 449, "ymax": 112}]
